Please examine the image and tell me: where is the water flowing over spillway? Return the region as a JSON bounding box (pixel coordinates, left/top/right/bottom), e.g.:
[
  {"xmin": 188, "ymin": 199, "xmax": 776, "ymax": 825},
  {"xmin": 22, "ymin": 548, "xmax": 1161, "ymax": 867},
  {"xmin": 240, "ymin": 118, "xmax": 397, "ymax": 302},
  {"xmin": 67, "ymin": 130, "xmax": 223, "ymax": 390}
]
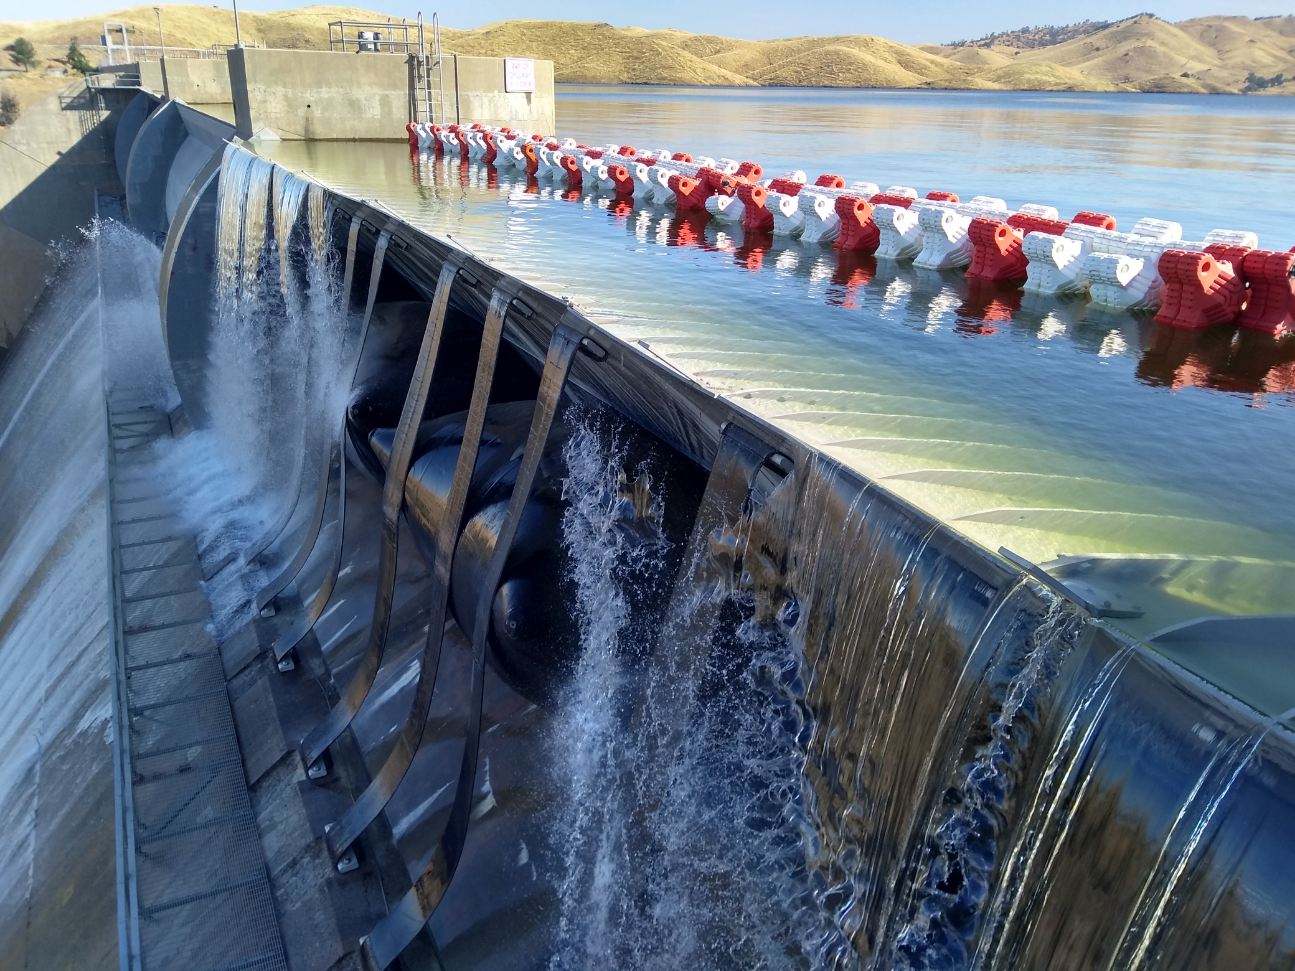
[{"xmin": 162, "ymin": 145, "xmax": 352, "ymax": 634}]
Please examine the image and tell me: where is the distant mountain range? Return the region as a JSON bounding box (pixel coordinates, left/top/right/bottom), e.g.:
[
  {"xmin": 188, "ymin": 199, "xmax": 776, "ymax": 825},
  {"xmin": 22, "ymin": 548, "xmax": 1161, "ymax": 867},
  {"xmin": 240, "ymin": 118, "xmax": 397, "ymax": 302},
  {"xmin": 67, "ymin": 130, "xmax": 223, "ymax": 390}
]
[{"xmin": 3, "ymin": 6, "xmax": 1292, "ymax": 95}]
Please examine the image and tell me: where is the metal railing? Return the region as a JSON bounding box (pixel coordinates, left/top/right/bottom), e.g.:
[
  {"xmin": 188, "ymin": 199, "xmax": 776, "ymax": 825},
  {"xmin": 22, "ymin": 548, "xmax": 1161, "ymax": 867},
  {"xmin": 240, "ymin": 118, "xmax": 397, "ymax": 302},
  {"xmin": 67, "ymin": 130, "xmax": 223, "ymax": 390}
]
[
  {"xmin": 86, "ymin": 65, "xmax": 142, "ymax": 88},
  {"xmin": 327, "ymin": 19, "xmax": 425, "ymax": 55}
]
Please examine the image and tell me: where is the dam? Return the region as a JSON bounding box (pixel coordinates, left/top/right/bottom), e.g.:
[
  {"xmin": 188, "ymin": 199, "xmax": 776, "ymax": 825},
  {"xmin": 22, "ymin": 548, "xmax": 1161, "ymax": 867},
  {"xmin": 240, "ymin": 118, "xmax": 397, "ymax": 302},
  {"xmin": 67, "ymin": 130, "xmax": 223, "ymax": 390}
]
[{"xmin": 1, "ymin": 47, "xmax": 1293, "ymax": 971}]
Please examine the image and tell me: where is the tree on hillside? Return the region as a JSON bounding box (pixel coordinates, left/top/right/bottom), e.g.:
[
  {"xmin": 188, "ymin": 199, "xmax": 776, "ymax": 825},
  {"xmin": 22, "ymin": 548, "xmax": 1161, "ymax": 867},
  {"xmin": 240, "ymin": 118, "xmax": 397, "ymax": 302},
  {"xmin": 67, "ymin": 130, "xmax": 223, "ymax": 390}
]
[
  {"xmin": 7, "ymin": 37, "xmax": 38, "ymax": 72},
  {"xmin": 66, "ymin": 39, "xmax": 92, "ymax": 75}
]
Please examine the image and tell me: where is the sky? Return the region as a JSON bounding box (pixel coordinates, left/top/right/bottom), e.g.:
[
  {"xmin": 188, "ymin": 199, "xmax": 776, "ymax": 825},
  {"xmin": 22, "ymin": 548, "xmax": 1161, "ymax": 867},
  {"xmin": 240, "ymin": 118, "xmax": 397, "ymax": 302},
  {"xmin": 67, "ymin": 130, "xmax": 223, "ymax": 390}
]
[{"xmin": 0, "ymin": 0, "xmax": 1289, "ymax": 45}]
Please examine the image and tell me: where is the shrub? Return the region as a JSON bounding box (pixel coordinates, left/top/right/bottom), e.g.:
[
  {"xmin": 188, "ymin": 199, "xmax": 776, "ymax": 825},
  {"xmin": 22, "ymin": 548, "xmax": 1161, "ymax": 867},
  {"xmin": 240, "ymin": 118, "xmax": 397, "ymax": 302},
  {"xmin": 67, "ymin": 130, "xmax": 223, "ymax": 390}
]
[{"xmin": 0, "ymin": 92, "xmax": 19, "ymax": 127}]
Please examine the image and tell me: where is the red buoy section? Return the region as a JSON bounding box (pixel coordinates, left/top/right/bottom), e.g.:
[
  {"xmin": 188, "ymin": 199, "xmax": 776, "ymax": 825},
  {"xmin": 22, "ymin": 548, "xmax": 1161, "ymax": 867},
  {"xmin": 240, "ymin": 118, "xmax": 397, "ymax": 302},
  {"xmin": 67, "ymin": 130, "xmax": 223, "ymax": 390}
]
[
  {"xmin": 521, "ymin": 142, "xmax": 539, "ymax": 175},
  {"xmin": 560, "ymin": 154, "xmax": 582, "ymax": 190},
  {"xmin": 609, "ymin": 164, "xmax": 635, "ymax": 197},
  {"xmin": 966, "ymin": 218, "xmax": 1028, "ymax": 283},
  {"xmin": 1237, "ymin": 249, "xmax": 1295, "ymax": 335},
  {"xmin": 1155, "ymin": 250, "xmax": 1246, "ymax": 330},
  {"xmin": 815, "ymin": 173, "xmax": 846, "ymax": 189},
  {"xmin": 869, "ymin": 193, "xmax": 915, "ymax": 209},
  {"xmin": 672, "ymin": 169, "xmax": 734, "ymax": 211},
  {"xmin": 739, "ymin": 184, "xmax": 773, "ymax": 233},
  {"xmin": 766, "ymin": 178, "xmax": 805, "ymax": 197},
  {"xmin": 1009, "ymin": 213, "xmax": 1070, "ymax": 237},
  {"xmin": 835, "ymin": 197, "xmax": 880, "ymax": 254},
  {"xmin": 925, "ymin": 190, "xmax": 959, "ymax": 203},
  {"xmin": 1072, "ymin": 211, "xmax": 1117, "ymax": 230}
]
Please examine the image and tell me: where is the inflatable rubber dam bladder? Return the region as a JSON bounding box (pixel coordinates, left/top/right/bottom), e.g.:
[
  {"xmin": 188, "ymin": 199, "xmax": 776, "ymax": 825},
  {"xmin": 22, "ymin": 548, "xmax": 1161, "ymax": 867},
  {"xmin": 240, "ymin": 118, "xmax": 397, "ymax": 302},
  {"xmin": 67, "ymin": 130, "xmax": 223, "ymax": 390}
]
[{"xmin": 117, "ymin": 114, "xmax": 1295, "ymax": 968}]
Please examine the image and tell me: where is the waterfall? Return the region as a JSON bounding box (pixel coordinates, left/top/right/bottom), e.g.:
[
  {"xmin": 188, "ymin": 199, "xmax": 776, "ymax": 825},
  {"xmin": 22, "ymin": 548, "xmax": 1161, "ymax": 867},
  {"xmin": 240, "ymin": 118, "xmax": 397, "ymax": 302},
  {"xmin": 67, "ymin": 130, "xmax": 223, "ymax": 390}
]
[
  {"xmin": 547, "ymin": 424, "xmax": 842, "ymax": 967},
  {"xmin": 308, "ymin": 181, "xmax": 329, "ymax": 263},
  {"xmin": 548, "ymin": 410, "xmax": 670, "ymax": 968},
  {"xmin": 214, "ymin": 143, "xmax": 273, "ymax": 303},
  {"xmin": 208, "ymin": 143, "xmax": 277, "ymax": 495},
  {"xmin": 891, "ymin": 597, "xmax": 1086, "ymax": 967},
  {"xmin": 152, "ymin": 147, "xmax": 349, "ymax": 632},
  {"xmin": 273, "ymin": 166, "xmax": 309, "ymax": 301}
]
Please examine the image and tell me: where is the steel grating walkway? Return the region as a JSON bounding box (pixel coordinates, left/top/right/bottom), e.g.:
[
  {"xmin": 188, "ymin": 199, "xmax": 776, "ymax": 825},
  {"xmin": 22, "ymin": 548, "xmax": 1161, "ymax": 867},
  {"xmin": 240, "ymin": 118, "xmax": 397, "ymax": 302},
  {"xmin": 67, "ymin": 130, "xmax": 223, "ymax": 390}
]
[{"xmin": 108, "ymin": 394, "xmax": 287, "ymax": 971}]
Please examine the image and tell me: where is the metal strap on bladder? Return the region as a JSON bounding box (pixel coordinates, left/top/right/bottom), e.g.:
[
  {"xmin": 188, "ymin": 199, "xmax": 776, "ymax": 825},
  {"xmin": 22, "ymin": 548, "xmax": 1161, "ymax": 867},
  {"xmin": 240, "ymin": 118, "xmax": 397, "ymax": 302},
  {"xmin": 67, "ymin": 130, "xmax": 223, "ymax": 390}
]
[
  {"xmin": 246, "ymin": 210, "xmax": 361, "ymax": 569},
  {"xmin": 663, "ymin": 420, "xmax": 783, "ymax": 687},
  {"xmin": 270, "ymin": 440, "xmax": 345, "ymax": 664},
  {"xmin": 679, "ymin": 421, "xmax": 783, "ymax": 586},
  {"xmin": 324, "ymin": 282, "xmax": 510, "ymax": 861},
  {"xmin": 359, "ymin": 319, "xmax": 585, "ymax": 970},
  {"xmin": 262, "ymin": 219, "xmax": 388, "ymax": 663},
  {"xmin": 254, "ymin": 437, "xmax": 333, "ymax": 614},
  {"xmin": 298, "ymin": 259, "xmax": 464, "ymax": 762}
]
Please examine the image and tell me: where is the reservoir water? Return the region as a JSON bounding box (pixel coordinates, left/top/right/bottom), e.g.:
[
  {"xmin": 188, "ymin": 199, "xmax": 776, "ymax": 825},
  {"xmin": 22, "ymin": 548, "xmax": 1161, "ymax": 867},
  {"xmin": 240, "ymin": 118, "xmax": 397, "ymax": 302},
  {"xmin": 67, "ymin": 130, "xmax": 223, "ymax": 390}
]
[{"xmin": 261, "ymin": 86, "xmax": 1295, "ymax": 704}]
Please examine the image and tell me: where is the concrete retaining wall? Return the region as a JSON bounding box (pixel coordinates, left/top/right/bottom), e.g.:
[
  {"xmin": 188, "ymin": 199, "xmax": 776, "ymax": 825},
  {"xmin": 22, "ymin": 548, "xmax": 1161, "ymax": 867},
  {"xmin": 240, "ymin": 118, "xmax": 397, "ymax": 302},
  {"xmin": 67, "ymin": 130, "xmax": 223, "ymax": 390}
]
[
  {"xmin": 228, "ymin": 48, "xmax": 554, "ymax": 141},
  {"xmin": 0, "ymin": 83, "xmax": 125, "ymax": 346}
]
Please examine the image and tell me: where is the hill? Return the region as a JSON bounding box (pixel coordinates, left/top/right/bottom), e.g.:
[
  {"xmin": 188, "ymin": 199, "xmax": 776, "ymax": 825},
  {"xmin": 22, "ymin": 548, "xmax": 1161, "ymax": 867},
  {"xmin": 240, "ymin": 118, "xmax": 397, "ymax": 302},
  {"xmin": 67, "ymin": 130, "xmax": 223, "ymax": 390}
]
[
  {"xmin": 0, "ymin": 5, "xmax": 390, "ymax": 53},
  {"xmin": 2, "ymin": 6, "xmax": 1293, "ymax": 95}
]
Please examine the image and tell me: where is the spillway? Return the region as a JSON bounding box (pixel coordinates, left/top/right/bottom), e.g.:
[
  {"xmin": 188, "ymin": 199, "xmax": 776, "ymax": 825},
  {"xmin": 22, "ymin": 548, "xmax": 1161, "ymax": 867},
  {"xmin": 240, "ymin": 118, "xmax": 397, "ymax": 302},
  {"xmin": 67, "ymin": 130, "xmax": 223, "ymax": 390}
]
[{"xmin": 2, "ymin": 90, "xmax": 1293, "ymax": 970}]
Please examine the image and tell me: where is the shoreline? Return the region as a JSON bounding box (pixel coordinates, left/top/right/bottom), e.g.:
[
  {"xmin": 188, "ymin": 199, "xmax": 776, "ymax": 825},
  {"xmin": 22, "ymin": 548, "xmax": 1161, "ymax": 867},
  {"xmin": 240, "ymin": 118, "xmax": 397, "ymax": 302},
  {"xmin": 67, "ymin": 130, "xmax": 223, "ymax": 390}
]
[{"xmin": 554, "ymin": 80, "xmax": 1295, "ymax": 98}]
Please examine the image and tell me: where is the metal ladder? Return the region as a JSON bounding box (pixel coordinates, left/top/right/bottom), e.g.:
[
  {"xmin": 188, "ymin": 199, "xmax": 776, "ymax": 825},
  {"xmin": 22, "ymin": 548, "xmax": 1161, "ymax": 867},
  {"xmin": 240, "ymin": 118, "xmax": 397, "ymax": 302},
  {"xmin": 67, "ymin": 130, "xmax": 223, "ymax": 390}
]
[{"xmin": 411, "ymin": 13, "xmax": 448, "ymax": 125}]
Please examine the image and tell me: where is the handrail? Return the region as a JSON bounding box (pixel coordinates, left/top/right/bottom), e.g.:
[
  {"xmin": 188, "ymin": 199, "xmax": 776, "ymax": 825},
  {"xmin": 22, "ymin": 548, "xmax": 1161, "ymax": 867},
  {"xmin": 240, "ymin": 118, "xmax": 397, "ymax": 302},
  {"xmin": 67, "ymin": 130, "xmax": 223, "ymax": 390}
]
[{"xmin": 327, "ymin": 18, "xmax": 423, "ymax": 55}]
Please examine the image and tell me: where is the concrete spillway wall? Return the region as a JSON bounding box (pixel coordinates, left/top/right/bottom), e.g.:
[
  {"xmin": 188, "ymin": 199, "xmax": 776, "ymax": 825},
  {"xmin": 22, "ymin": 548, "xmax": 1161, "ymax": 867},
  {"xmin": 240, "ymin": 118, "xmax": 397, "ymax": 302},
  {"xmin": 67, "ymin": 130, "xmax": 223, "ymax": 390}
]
[{"xmin": 0, "ymin": 82, "xmax": 131, "ymax": 345}]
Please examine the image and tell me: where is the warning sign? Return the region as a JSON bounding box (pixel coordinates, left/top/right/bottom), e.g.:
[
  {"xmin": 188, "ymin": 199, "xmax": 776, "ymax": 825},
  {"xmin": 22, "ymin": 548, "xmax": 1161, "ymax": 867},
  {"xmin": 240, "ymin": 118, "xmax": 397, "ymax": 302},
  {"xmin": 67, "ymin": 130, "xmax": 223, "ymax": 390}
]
[{"xmin": 504, "ymin": 57, "xmax": 536, "ymax": 93}]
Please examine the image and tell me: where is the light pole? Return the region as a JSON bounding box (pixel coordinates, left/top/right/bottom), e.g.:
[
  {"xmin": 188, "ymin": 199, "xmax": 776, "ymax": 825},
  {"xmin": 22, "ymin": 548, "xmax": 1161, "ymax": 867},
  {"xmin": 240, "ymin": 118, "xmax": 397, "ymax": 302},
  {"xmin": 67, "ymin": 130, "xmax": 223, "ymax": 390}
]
[
  {"xmin": 232, "ymin": 0, "xmax": 243, "ymax": 48},
  {"xmin": 154, "ymin": 6, "xmax": 170, "ymax": 99}
]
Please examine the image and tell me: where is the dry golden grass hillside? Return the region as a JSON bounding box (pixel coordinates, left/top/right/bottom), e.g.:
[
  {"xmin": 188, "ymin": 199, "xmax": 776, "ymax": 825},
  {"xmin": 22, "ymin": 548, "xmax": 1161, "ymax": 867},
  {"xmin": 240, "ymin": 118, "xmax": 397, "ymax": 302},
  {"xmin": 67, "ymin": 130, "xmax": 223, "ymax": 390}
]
[{"xmin": 2, "ymin": 6, "xmax": 1292, "ymax": 94}]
